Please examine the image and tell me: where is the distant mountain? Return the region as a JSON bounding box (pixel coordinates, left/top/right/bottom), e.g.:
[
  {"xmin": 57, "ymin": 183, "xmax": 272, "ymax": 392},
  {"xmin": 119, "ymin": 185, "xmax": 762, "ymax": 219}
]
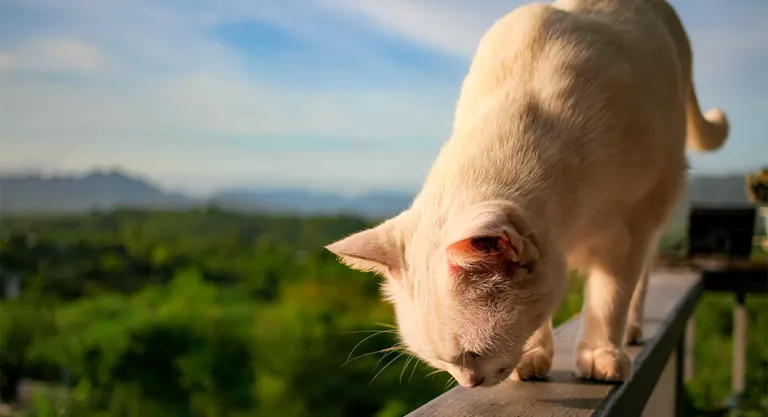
[
  {"xmin": 0, "ymin": 170, "xmax": 755, "ymax": 218},
  {"xmin": 684, "ymin": 175, "xmax": 751, "ymax": 206},
  {"xmin": 667, "ymin": 174, "xmax": 752, "ymax": 225},
  {"xmin": 212, "ymin": 175, "xmax": 753, "ymax": 220},
  {"xmin": 0, "ymin": 170, "xmax": 197, "ymax": 214},
  {"xmin": 0, "ymin": 170, "xmax": 413, "ymax": 217},
  {"xmin": 210, "ymin": 188, "xmax": 413, "ymax": 218}
]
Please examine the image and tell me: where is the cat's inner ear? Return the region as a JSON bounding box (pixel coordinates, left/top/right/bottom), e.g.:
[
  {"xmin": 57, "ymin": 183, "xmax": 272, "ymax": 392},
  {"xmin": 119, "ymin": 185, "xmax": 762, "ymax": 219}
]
[
  {"xmin": 445, "ymin": 208, "xmax": 539, "ymax": 270},
  {"xmin": 325, "ymin": 222, "xmax": 402, "ymax": 278}
]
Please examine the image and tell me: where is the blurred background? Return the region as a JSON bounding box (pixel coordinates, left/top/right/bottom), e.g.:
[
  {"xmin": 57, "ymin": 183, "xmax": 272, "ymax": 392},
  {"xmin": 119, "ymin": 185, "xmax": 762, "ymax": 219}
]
[{"xmin": 0, "ymin": 0, "xmax": 766, "ymax": 416}]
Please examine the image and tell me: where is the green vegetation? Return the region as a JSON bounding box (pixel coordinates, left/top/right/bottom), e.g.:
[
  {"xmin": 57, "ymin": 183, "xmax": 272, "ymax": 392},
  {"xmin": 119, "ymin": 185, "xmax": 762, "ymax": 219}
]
[
  {"xmin": 0, "ymin": 208, "xmax": 765, "ymax": 416},
  {"xmin": 661, "ymin": 223, "xmax": 768, "ymax": 417}
]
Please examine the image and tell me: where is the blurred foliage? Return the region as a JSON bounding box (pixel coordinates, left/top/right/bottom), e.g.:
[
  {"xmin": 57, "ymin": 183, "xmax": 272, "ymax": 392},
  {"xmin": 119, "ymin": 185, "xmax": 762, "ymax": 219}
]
[
  {"xmin": 0, "ymin": 208, "xmax": 765, "ymax": 416},
  {"xmin": 660, "ymin": 225, "xmax": 768, "ymax": 416},
  {"xmin": 686, "ymin": 292, "xmax": 768, "ymax": 416},
  {"xmin": 745, "ymin": 167, "xmax": 768, "ymax": 205}
]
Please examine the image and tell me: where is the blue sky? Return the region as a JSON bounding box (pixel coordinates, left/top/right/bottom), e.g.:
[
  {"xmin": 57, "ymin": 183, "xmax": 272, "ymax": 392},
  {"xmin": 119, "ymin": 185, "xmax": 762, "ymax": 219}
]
[{"xmin": 0, "ymin": 0, "xmax": 766, "ymax": 195}]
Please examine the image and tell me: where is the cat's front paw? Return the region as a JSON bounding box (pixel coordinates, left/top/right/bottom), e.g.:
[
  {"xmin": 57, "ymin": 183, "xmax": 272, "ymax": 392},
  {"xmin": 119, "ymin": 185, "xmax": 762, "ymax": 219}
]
[
  {"xmin": 510, "ymin": 349, "xmax": 552, "ymax": 381},
  {"xmin": 575, "ymin": 347, "xmax": 631, "ymax": 382}
]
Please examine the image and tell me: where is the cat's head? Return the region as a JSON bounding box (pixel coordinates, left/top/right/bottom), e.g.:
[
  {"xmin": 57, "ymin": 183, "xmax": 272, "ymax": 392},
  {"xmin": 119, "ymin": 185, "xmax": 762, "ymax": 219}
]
[{"xmin": 326, "ymin": 200, "xmax": 566, "ymax": 388}]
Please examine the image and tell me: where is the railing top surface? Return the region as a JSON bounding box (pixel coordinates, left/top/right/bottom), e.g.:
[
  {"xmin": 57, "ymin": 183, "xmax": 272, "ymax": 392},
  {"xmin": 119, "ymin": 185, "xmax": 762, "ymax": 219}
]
[
  {"xmin": 659, "ymin": 257, "xmax": 767, "ymax": 293},
  {"xmin": 407, "ymin": 270, "xmax": 703, "ymax": 417},
  {"xmin": 657, "ymin": 256, "xmax": 767, "ymax": 272}
]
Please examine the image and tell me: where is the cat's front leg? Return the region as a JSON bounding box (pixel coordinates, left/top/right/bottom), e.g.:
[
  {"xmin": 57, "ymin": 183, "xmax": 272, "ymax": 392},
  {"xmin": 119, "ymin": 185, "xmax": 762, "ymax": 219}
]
[
  {"xmin": 624, "ymin": 267, "xmax": 649, "ymax": 345},
  {"xmin": 574, "ymin": 240, "xmax": 647, "ymax": 382},
  {"xmin": 511, "ymin": 319, "xmax": 554, "ymax": 381}
]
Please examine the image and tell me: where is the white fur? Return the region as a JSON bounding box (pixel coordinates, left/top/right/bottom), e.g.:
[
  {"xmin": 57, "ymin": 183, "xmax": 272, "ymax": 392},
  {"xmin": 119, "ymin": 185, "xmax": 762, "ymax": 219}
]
[{"xmin": 326, "ymin": 0, "xmax": 728, "ymax": 388}]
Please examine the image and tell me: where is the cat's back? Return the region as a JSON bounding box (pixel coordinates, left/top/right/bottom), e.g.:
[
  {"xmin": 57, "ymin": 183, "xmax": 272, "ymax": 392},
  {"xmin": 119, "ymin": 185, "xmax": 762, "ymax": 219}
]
[
  {"xmin": 423, "ymin": 0, "xmax": 688, "ymax": 217},
  {"xmin": 452, "ymin": 0, "xmax": 680, "ymax": 138},
  {"xmin": 451, "ymin": 3, "xmax": 573, "ymax": 130}
]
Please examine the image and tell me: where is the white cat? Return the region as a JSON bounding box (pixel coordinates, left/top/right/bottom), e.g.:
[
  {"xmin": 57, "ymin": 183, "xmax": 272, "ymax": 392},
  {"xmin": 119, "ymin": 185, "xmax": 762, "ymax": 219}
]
[{"xmin": 327, "ymin": 0, "xmax": 728, "ymax": 388}]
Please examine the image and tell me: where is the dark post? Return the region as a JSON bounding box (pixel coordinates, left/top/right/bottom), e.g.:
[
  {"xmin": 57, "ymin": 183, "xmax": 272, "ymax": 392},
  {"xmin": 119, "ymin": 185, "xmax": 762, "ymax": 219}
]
[
  {"xmin": 687, "ymin": 206, "xmax": 756, "ymax": 259},
  {"xmin": 731, "ymin": 292, "xmax": 747, "ymax": 399},
  {"xmin": 675, "ymin": 334, "xmax": 688, "ymax": 417}
]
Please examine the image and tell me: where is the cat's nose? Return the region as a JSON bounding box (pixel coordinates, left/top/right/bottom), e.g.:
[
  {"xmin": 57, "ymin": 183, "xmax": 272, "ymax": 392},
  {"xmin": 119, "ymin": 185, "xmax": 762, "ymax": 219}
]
[{"xmin": 462, "ymin": 375, "xmax": 485, "ymax": 388}]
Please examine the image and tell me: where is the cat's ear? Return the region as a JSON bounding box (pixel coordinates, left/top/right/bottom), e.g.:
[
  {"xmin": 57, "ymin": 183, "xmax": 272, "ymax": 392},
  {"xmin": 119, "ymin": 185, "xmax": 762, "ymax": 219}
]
[
  {"xmin": 325, "ymin": 219, "xmax": 404, "ymax": 278},
  {"xmin": 445, "ymin": 204, "xmax": 538, "ymax": 269}
]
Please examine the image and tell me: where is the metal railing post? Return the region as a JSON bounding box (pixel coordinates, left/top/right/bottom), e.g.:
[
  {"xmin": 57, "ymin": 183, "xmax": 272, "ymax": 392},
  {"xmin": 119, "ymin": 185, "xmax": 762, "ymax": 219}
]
[
  {"xmin": 731, "ymin": 292, "xmax": 747, "ymax": 396},
  {"xmin": 684, "ymin": 317, "xmax": 695, "ymax": 383},
  {"xmin": 675, "ymin": 335, "xmax": 688, "ymax": 417}
]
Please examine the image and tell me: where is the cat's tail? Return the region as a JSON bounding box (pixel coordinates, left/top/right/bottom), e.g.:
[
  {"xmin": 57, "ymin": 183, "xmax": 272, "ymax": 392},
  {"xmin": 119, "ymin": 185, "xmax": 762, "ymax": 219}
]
[{"xmin": 685, "ymin": 83, "xmax": 729, "ymax": 152}]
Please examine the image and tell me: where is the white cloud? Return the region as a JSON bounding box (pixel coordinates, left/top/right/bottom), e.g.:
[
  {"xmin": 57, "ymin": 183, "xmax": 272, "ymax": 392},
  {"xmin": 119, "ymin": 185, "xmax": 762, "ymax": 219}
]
[
  {"xmin": 318, "ymin": 0, "xmax": 525, "ymax": 57},
  {"xmin": 0, "ymin": 53, "xmax": 18, "ymax": 69},
  {"xmin": 0, "ymin": 37, "xmax": 107, "ymax": 73},
  {"xmin": 320, "ymin": 0, "xmax": 767, "ymax": 79},
  {"xmin": 0, "ymin": 0, "xmax": 457, "ymax": 188},
  {"xmin": 0, "ymin": 70, "xmax": 454, "ymax": 145}
]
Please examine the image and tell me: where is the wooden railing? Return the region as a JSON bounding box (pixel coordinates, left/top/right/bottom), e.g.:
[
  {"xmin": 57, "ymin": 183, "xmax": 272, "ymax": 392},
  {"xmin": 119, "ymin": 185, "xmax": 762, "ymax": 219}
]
[{"xmin": 406, "ymin": 259, "xmax": 767, "ymax": 417}]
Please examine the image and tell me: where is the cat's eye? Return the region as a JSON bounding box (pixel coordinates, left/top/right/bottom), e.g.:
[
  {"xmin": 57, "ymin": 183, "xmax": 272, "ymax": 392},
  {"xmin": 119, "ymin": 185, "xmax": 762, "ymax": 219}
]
[{"xmin": 467, "ymin": 351, "xmax": 481, "ymax": 358}]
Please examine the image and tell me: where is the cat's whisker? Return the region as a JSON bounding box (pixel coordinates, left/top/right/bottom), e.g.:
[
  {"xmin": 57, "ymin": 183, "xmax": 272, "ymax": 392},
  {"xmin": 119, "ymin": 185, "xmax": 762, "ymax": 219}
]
[
  {"xmin": 345, "ymin": 330, "xmax": 396, "ymax": 363},
  {"xmin": 560, "ymin": 336, "xmax": 595, "ymax": 347},
  {"xmin": 521, "ymin": 346, "xmax": 545, "ymax": 358},
  {"xmin": 490, "ymin": 343, "xmax": 515, "ymax": 363},
  {"xmin": 341, "ymin": 345, "xmax": 403, "ymax": 367},
  {"xmin": 522, "ymin": 339, "xmax": 543, "ymax": 351},
  {"xmin": 338, "ymin": 329, "xmax": 398, "ymax": 335},
  {"xmin": 444, "ymin": 376, "xmax": 456, "ymax": 391},
  {"xmin": 552, "ymin": 325, "xmax": 573, "ymax": 337},
  {"xmin": 399, "ymin": 355, "xmax": 415, "ymax": 386},
  {"xmin": 369, "ymin": 352, "xmax": 406, "ymax": 386},
  {"xmin": 521, "ymin": 318, "xmax": 580, "ymax": 350},
  {"xmin": 425, "ymin": 369, "xmax": 445, "ymax": 379},
  {"xmin": 444, "ymin": 377, "xmax": 458, "ymax": 391},
  {"xmin": 408, "ymin": 357, "xmax": 420, "ymax": 382},
  {"xmin": 372, "ymin": 346, "xmax": 402, "ymax": 372},
  {"xmin": 502, "ymin": 333, "xmax": 517, "ymax": 346}
]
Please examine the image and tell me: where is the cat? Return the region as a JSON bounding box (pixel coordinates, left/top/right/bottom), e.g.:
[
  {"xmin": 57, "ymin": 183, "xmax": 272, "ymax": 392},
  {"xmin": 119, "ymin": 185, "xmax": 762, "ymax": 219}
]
[{"xmin": 326, "ymin": 0, "xmax": 728, "ymax": 388}]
